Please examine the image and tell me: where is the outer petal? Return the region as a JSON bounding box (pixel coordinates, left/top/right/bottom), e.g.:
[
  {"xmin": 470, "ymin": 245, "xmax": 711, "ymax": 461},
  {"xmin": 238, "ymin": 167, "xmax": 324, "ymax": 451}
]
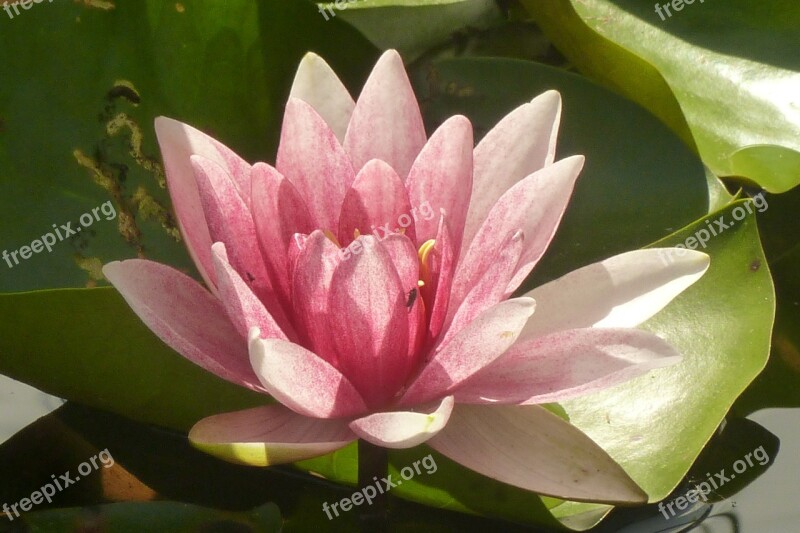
[
  {"xmin": 428, "ymin": 404, "xmax": 648, "ymax": 504},
  {"xmin": 519, "ymin": 249, "xmax": 710, "ymax": 339},
  {"xmin": 328, "ymin": 236, "xmax": 410, "ymax": 407},
  {"xmin": 405, "ymin": 115, "xmax": 473, "ymax": 252},
  {"xmin": 211, "ymin": 243, "xmax": 288, "ymax": 341},
  {"xmin": 154, "ymin": 117, "xmax": 252, "ymax": 291},
  {"xmin": 344, "ymin": 50, "xmax": 426, "ymax": 178},
  {"xmin": 401, "ymin": 298, "xmax": 535, "ymax": 406},
  {"xmin": 251, "ymin": 162, "xmax": 315, "ymax": 303},
  {"xmin": 451, "ymin": 156, "xmax": 583, "ymax": 312},
  {"xmin": 454, "ymin": 328, "xmax": 681, "ymax": 404},
  {"xmin": 349, "ymin": 396, "xmax": 454, "ymax": 449},
  {"xmin": 102, "ymin": 260, "xmax": 263, "ymax": 392},
  {"xmin": 249, "ymin": 332, "xmax": 369, "ymax": 419},
  {"xmin": 192, "ymin": 156, "xmax": 293, "ymax": 335},
  {"xmin": 189, "ymin": 404, "xmax": 356, "ymax": 466},
  {"xmin": 443, "ymin": 230, "xmax": 524, "ymax": 344},
  {"xmin": 337, "ymin": 159, "xmax": 415, "ymax": 247},
  {"xmin": 276, "ymin": 98, "xmax": 356, "ymax": 230},
  {"xmin": 289, "ymin": 52, "xmax": 355, "ymax": 142},
  {"xmin": 461, "ymin": 91, "xmax": 562, "ymax": 252}
]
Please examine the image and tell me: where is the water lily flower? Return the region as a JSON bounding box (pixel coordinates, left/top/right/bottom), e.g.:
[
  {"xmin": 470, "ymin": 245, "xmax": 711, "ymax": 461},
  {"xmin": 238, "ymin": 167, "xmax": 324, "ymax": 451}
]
[{"xmin": 103, "ymin": 50, "xmax": 709, "ymax": 504}]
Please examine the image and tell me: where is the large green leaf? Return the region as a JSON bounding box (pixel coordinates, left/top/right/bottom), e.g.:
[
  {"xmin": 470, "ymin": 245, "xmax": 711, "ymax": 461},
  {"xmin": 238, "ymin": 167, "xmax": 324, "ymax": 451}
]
[
  {"xmin": 523, "ymin": 0, "xmax": 800, "ymax": 193},
  {"xmin": 0, "ymin": 0, "xmax": 376, "ymax": 293}
]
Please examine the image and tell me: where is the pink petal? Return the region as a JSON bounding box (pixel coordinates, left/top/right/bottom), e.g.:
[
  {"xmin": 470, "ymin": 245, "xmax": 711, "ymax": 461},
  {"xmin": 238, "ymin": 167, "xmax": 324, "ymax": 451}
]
[
  {"xmin": 451, "ymin": 156, "xmax": 583, "ymax": 311},
  {"xmin": 289, "ymin": 52, "xmax": 355, "ymax": 142},
  {"xmin": 191, "ymin": 155, "xmax": 293, "ymax": 333},
  {"xmin": 276, "ymin": 98, "xmax": 356, "ymax": 230},
  {"xmin": 349, "ymin": 396, "xmax": 454, "ymax": 449},
  {"xmin": 154, "ymin": 117, "xmax": 252, "ymax": 291},
  {"xmin": 251, "ymin": 162, "xmax": 315, "ymax": 304},
  {"xmin": 189, "ymin": 404, "xmax": 356, "ymax": 466},
  {"xmin": 286, "ymin": 233, "xmax": 308, "ymax": 283},
  {"xmin": 519, "ymin": 249, "xmax": 711, "ymax": 339},
  {"xmin": 406, "ymin": 115, "xmax": 473, "ymax": 253},
  {"xmin": 378, "ymin": 234, "xmax": 425, "ymax": 362},
  {"xmin": 443, "ymin": 230, "xmax": 525, "ymax": 344},
  {"xmin": 455, "ymin": 327, "xmax": 681, "ymax": 404},
  {"xmin": 211, "ymin": 243, "xmax": 290, "ymax": 341},
  {"xmin": 378, "ymin": 234, "xmax": 420, "ymax": 291},
  {"xmin": 425, "ymin": 216, "xmax": 456, "ymax": 342},
  {"xmin": 328, "ymin": 236, "xmax": 410, "ymax": 407},
  {"xmin": 290, "ymin": 230, "xmax": 342, "ymax": 366},
  {"xmin": 461, "ymin": 91, "xmax": 562, "ymax": 252},
  {"xmin": 102, "ymin": 260, "xmax": 263, "ymax": 392},
  {"xmin": 343, "ymin": 50, "xmax": 426, "ymax": 178},
  {"xmin": 249, "ymin": 332, "xmax": 369, "ymax": 419},
  {"xmin": 401, "ymin": 298, "xmax": 535, "ymax": 406},
  {"xmin": 428, "ymin": 404, "xmax": 647, "ymax": 503},
  {"xmin": 337, "ymin": 159, "xmax": 415, "ymax": 247}
]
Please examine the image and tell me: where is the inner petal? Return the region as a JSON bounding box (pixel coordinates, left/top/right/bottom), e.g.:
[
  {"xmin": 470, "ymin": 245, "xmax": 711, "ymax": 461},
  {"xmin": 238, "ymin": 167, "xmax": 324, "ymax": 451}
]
[{"xmin": 337, "ymin": 159, "xmax": 416, "ymax": 248}]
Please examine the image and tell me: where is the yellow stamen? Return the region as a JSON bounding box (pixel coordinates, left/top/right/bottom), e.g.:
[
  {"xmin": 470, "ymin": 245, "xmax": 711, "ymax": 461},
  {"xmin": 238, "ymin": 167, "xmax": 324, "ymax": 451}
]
[
  {"xmin": 353, "ymin": 228, "xmax": 361, "ymax": 239},
  {"xmin": 418, "ymin": 239, "xmax": 436, "ymax": 286},
  {"xmin": 322, "ymin": 229, "xmax": 341, "ymax": 248}
]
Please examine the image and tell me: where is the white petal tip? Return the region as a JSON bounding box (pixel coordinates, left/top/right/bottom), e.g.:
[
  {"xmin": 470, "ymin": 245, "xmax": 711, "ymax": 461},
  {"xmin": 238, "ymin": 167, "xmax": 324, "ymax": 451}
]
[{"xmin": 248, "ymin": 327, "xmax": 262, "ymax": 344}]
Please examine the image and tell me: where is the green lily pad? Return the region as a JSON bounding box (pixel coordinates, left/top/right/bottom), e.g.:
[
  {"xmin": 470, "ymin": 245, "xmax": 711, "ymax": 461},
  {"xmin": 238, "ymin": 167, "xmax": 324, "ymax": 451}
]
[
  {"xmin": 0, "ymin": 0, "xmax": 375, "ymax": 293},
  {"xmin": 522, "ymin": 0, "xmax": 800, "ymax": 193}
]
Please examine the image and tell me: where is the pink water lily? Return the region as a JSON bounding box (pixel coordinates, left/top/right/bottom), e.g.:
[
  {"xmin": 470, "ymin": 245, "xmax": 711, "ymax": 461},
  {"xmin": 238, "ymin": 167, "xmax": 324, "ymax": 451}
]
[{"xmin": 103, "ymin": 50, "xmax": 709, "ymax": 504}]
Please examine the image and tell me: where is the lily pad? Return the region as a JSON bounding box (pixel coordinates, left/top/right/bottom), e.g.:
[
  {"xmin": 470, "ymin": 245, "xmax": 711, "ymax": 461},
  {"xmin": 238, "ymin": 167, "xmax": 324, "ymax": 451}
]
[
  {"xmin": 523, "ymin": 0, "xmax": 800, "ymax": 193},
  {"xmin": 0, "ymin": 0, "xmax": 375, "ymax": 293}
]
